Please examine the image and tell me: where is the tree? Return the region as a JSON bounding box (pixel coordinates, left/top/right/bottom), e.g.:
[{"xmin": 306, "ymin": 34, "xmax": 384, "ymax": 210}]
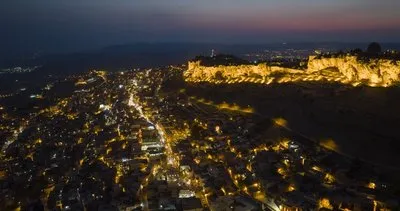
[
  {"xmin": 351, "ymin": 48, "xmax": 363, "ymax": 54},
  {"xmin": 367, "ymin": 42, "xmax": 382, "ymax": 54}
]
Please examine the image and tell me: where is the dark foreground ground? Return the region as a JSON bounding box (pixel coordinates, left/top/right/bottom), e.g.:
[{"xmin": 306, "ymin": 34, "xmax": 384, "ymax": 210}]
[{"xmin": 183, "ymin": 82, "xmax": 400, "ymax": 171}]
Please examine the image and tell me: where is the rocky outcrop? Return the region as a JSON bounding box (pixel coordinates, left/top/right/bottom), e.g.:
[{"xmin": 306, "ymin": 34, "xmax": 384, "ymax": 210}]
[
  {"xmin": 185, "ymin": 56, "xmax": 400, "ymax": 87},
  {"xmin": 185, "ymin": 61, "xmax": 301, "ymax": 80},
  {"xmin": 307, "ymin": 55, "xmax": 400, "ymax": 86}
]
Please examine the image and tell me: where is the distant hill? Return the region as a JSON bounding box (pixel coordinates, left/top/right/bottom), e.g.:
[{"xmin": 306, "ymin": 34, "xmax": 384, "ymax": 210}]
[{"xmin": 2, "ymin": 42, "xmax": 400, "ymax": 75}]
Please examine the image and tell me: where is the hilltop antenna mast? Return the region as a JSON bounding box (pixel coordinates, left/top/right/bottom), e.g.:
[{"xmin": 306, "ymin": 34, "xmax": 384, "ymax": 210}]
[{"xmin": 211, "ymin": 49, "xmax": 215, "ymax": 58}]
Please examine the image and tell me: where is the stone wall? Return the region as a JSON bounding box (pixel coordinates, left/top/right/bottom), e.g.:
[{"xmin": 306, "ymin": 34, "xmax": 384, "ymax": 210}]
[
  {"xmin": 185, "ymin": 56, "xmax": 400, "ymax": 87},
  {"xmin": 185, "ymin": 61, "xmax": 301, "ymax": 80},
  {"xmin": 307, "ymin": 56, "xmax": 400, "ymax": 86}
]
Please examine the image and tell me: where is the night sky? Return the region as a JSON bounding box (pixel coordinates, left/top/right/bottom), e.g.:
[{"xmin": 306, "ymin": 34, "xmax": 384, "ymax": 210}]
[{"xmin": 1, "ymin": 0, "xmax": 400, "ymax": 53}]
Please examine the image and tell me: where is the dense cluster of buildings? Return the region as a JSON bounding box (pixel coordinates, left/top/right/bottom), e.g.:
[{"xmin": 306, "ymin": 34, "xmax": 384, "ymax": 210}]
[
  {"xmin": 0, "ymin": 70, "xmax": 166, "ymax": 210},
  {"xmin": 0, "ymin": 66, "xmax": 39, "ymax": 74}
]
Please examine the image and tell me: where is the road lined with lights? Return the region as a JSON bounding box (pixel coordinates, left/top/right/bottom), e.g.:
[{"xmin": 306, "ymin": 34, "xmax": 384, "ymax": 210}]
[
  {"xmin": 128, "ymin": 83, "xmax": 179, "ymax": 210},
  {"xmin": 128, "ymin": 77, "xmax": 211, "ymax": 210}
]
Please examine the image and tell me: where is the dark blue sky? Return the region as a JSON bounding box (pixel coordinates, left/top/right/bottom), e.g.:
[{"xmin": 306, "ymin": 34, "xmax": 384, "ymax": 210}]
[{"xmin": 1, "ymin": 0, "xmax": 400, "ymax": 53}]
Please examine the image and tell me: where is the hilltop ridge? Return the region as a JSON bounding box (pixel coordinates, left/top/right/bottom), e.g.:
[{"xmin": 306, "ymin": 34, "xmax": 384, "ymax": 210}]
[{"xmin": 185, "ymin": 48, "xmax": 400, "ymax": 87}]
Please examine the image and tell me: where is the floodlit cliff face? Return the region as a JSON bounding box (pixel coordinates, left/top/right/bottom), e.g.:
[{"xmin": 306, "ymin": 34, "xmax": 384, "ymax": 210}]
[
  {"xmin": 185, "ymin": 61, "xmax": 301, "ymax": 81},
  {"xmin": 185, "ymin": 56, "xmax": 400, "ymax": 87},
  {"xmin": 307, "ymin": 56, "xmax": 400, "ymax": 86}
]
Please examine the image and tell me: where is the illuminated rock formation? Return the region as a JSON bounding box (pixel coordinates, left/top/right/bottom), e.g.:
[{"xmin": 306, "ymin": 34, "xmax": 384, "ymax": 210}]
[
  {"xmin": 185, "ymin": 55, "xmax": 400, "ymax": 87},
  {"xmin": 307, "ymin": 55, "xmax": 400, "ymax": 86},
  {"xmin": 185, "ymin": 61, "xmax": 300, "ymax": 81}
]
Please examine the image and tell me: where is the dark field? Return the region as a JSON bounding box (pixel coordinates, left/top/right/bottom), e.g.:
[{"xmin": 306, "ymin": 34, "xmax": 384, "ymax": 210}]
[{"xmin": 184, "ymin": 82, "xmax": 400, "ymax": 170}]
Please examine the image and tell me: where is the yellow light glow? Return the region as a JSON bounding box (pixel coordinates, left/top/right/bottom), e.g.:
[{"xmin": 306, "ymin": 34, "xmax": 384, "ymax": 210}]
[
  {"xmin": 34, "ymin": 138, "xmax": 42, "ymax": 144},
  {"xmin": 312, "ymin": 166, "xmax": 323, "ymax": 172},
  {"xmin": 320, "ymin": 139, "xmax": 339, "ymax": 151},
  {"xmin": 367, "ymin": 182, "xmax": 376, "ymax": 189},
  {"xmin": 324, "ymin": 173, "xmax": 335, "ymax": 184},
  {"xmin": 273, "ymin": 118, "xmax": 288, "ymax": 127},
  {"xmin": 287, "ymin": 184, "xmax": 296, "ymax": 192},
  {"xmin": 319, "ymin": 198, "xmax": 333, "ymax": 210},
  {"xmin": 215, "ymin": 125, "xmax": 221, "ymax": 134},
  {"xmin": 221, "ymin": 187, "xmax": 226, "ymax": 195},
  {"xmin": 277, "ymin": 168, "xmax": 285, "ymax": 175}
]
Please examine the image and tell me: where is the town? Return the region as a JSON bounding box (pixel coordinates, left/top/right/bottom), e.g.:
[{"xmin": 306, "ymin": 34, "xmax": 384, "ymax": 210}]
[{"xmin": 1, "ymin": 56, "xmax": 399, "ymax": 210}]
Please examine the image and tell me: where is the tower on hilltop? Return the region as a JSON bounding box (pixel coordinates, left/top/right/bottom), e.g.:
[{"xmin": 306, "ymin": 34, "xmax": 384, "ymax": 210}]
[{"xmin": 211, "ymin": 49, "xmax": 215, "ymax": 58}]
